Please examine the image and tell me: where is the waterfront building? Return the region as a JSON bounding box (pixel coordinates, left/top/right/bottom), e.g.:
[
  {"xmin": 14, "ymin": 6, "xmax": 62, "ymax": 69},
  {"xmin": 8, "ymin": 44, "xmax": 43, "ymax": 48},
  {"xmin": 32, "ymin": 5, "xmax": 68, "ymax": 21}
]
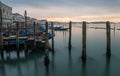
[
  {"xmin": 12, "ymin": 13, "xmax": 25, "ymax": 27},
  {"xmin": 0, "ymin": 1, "xmax": 12, "ymax": 28}
]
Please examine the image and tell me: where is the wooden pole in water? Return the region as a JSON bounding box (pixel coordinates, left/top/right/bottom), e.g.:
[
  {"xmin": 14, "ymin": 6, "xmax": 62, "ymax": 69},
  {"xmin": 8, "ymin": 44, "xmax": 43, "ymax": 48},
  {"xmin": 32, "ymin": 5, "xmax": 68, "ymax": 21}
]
[
  {"xmin": 16, "ymin": 22, "xmax": 19, "ymax": 49},
  {"xmin": 34, "ymin": 22, "xmax": 36, "ymax": 42},
  {"xmin": 16, "ymin": 22, "xmax": 20, "ymax": 58},
  {"xmin": 44, "ymin": 22, "xmax": 50, "ymax": 67},
  {"xmin": 81, "ymin": 21, "xmax": 87, "ymax": 60},
  {"xmin": 51, "ymin": 22, "xmax": 54, "ymax": 52},
  {"xmin": 114, "ymin": 23, "xmax": 115, "ymax": 37},
  {"xmin": 106, "ymin": 21, "xmax": 111, "ymax": 57},
  {"xmin": 68, "ymin": 21, "xmax": 72, "ymax": 50},
  {"xmin": 45, "ymin": 21, "xmax": 49, "ymax": 51},
  {"xmin": 0, "ymin": 8, "xmax": 3, "ymax": 49}
]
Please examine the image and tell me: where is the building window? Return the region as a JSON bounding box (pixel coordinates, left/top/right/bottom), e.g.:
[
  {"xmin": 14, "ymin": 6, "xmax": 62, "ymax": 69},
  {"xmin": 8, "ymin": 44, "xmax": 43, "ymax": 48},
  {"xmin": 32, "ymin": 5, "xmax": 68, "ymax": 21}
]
[
  {"xmin": 3, "ymin": 9, "xmax": 5, "ymax": 13},
  {"xmin": 7, "ymin": 12, "xmax": 8, "ymax": 15}
]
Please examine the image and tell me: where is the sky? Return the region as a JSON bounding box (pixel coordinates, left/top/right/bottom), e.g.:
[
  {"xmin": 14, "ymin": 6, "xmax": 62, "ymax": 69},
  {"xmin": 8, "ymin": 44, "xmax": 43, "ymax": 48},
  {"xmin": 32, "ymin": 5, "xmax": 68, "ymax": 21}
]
[{"xmin": 1, "ymin": 0, "xmax": 120, "ymax": 22}]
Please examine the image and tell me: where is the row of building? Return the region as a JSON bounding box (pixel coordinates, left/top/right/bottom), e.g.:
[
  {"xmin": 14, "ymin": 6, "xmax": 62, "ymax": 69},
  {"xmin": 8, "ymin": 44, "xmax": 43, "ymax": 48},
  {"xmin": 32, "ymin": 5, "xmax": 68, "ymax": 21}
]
[{"xmin": 0, "ymin": 1, "xmax": 47, "ymax": 28}]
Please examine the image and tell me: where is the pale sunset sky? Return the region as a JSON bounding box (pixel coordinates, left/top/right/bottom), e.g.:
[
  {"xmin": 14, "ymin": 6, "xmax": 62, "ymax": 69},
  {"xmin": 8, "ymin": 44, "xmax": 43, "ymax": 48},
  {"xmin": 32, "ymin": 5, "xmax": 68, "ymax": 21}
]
[{"xmin": 1, "ymin": 0, "xmax": 120, "ymax": 22}]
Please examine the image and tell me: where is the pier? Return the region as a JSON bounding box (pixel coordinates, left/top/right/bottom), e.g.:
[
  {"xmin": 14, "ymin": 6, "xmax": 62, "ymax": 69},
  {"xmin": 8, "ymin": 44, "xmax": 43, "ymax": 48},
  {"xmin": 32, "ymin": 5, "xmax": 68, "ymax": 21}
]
[{"xmin": 0, "ymin": 21, "xmax": 54, "ymax": 51}]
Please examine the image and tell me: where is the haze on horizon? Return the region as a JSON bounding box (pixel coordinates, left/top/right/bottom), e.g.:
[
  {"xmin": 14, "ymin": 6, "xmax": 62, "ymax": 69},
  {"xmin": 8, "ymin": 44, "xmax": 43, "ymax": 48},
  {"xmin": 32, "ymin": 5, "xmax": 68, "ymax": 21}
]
[{"xmin": 1, "ymin": 0, "xmax": 120, "ymax": 22}]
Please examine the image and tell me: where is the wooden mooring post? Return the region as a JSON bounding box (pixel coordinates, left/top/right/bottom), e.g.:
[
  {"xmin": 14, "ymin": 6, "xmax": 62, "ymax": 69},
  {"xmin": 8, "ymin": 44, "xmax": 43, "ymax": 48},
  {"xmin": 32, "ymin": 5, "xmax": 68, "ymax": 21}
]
[
  {"xmin": 51, "ymin": 22, "xmax": 54, "ymax": 52},
  {"xmin": 114, "ymin": 23, "xmax": 115, "ymax": 37},
  {"xmin": 44, "ymin": 22, "xmax": 50, "ymax": 72},
  {"xmin": 106, "ymin": 21, "xmax": 111, "ymax": 57},
  {"xmin": 81, "ymin": 21, "xmax": 87, "ymax": 60},
  {"xmin": 68, "ymin": 21, "xmax": 72, "ymax": 50},
  {"xmin": 16, "ymin": 22, "xmax": 19, "ymax": 49},
  {"xmin": 34, "ymin": 22, "xmax": 36, "ymax": 47},
  {"xmin": 45, "ymin": 21, "xmax": 49, "ymax": 52},
  {"xmin": 0, "ymin": 8, "xmax": 3, "ymax": 50}
]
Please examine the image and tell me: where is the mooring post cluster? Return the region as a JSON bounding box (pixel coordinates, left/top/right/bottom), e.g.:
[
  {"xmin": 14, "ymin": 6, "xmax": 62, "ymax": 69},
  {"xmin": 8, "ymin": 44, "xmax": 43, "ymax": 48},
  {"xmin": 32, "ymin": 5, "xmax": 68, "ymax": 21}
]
[{"xmin": 80, "ymin": 21, "xmax": 111, "ymax": 60}]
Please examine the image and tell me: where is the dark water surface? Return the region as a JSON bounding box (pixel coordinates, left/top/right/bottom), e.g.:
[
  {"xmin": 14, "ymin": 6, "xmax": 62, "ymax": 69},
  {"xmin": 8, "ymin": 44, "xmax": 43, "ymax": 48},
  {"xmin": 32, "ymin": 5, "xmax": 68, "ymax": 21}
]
[{"xmin": 0, "ymin": 23, "xmax": 120, "ymax": 76}]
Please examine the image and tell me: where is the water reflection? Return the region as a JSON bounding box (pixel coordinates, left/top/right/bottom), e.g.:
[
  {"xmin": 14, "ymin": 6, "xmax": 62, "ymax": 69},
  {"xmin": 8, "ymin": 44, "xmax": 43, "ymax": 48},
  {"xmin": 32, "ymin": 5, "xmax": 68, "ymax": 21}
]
[
  {"xmin": 68, "ymin": 49, "xmax": 72, "ymax": 70},
  {"xmin": 105, "ymin": 56, "xmax": 111, "ymax": 76},
  {"xmin": 34, "ymin": 58, "xmax": 39, "ymax": 76},
  {"xmin": 0, "ymin": 65, "xmax": 6, "ymax": 76},
  {"xmin": 0, "ymin": 23, "xmax": 120, "ymax": 76},
  {"xmin": 17, "ymin": 62, "xmax": 22, "ymax": 76},
  {"xmin": 44, "ymin": 55, "xmax": 50, "ymax": 76},
  {"xmin": 6, "ymin": 51, "xmax": 11, "ymax": 60},
  {"xmin": 0, "ymin": 48, "xmax": 45, "ymax": 76},
  {"xmin": 0, "ymin": 51, "xmax": 4, "ymax": 60},
  {"xmin": 17, "ymin": 50, "xmax": 20, "ymax": 59},
  {"xmin": 51, "ymin": 52, "xmax": 55, "ymax": 73},
  {"xmin": 81, "ymin": 59, "xmax": 86, "ymax": 76}
]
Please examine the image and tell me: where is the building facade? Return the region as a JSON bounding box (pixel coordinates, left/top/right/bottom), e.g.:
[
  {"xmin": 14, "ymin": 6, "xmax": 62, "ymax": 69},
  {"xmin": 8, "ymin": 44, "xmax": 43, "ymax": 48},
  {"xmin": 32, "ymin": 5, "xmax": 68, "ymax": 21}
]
[
  {"xmin": 0, "ymin": 1, "xmax": 12, "ymax": 28},
  {"xmin": 12, "ymin": 13, "xmax": 25, "ymax": 27}
]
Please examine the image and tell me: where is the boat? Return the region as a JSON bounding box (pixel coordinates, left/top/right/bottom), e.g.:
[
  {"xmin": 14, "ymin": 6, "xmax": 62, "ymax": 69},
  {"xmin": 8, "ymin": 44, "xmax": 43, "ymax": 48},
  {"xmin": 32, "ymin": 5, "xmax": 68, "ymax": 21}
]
[
  {"xmin": 49, "ymin": 26, "xmax": 68, "ymax": 31},
  {"xmin": 2, "ymin": 26, "xmax": 55, "ymax": 46}
]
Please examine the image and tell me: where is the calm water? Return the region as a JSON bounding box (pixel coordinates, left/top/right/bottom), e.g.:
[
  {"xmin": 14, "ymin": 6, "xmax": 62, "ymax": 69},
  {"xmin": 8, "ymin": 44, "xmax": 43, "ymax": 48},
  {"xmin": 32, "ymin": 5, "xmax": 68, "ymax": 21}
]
[{"xmin": 0, "ymin": 23, "xmax": 120, "ymax": 76}]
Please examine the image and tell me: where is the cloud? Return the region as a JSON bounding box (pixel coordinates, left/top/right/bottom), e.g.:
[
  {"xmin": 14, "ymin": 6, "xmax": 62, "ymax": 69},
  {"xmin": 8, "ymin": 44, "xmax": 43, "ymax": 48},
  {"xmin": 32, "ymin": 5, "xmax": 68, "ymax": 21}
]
[{"xmin": 1, "ymin": 0, "xmax": 120, "ymax": 22}]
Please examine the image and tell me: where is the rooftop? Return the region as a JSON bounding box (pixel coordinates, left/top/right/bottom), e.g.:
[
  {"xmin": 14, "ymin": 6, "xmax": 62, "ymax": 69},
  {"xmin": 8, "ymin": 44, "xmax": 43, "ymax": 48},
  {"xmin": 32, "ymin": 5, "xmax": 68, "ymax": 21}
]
[{"xmin": 0, "ymin": 1, "xmax": 12, "ymax": 9}]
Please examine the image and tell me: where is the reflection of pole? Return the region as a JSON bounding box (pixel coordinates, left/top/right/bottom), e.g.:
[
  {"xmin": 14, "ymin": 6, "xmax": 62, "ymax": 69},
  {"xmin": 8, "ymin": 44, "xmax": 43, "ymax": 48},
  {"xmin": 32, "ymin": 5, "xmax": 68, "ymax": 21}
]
[
  {"xmin": 51, "ymin": 52, "xmax": 55, "ymax": 72},
  {"xmin": 34, "ymin": 59, "xmax": 39, "ymax": 76},
  {"xmin": 68, "ymin": 21, "xmax": 72, "ymax": 50},
  {"xmin": 51, "ymin": 22, "xmax": 54, "ymax": 52},
  {"xmin": 44, "ymin": 55, "xmax": 50, "ymax": 76},
  {"xmin": 17, "ymin": 51, "xmax": 20, "ymax": 59},
  {"xmin": 0, "ymin": 51, "xmax": 4, "ymax": 60},
  {"xmin": 68, "ymin": 49, "xmax": 72, "ymax": 70},
  {"xmin": 0, "ymin": 65, "xmax": 6, "ymax": 76},
  {"xmin": 106, "ymin": 21, "xmax": 111, "ymax": 57},
  {"xmin": 0, "ymin": 8, "xmax": 3, "ymax": 49},
  {"xmin": 105, "ymin": 56, "xmax": 111, "ymax": 76},
  {"xmin": 81, "ymin": 21, "xmax": 87, "ymax": 60},
  {"xmin": 17, "ymin": 63, "xmax": 22, "ymax": 76},
  {"xmin": 81, "ymin": 59, "xmax": 86, "ymax": 76}
]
